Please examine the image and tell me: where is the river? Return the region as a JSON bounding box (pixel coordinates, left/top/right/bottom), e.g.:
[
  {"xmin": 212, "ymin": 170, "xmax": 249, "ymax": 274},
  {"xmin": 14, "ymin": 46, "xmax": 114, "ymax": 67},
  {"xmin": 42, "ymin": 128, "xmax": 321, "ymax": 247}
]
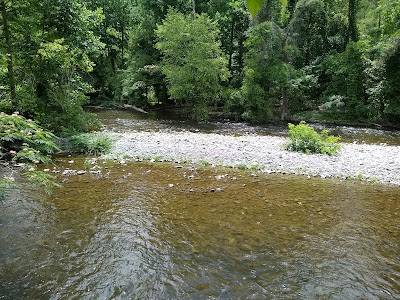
[
  {"xmin": 94, "ymin": 108, "xmax": 400, "ymax": 146},
  {"xmin": 0, "ymin": 110, "xmax": 399, "ymax": 299}
]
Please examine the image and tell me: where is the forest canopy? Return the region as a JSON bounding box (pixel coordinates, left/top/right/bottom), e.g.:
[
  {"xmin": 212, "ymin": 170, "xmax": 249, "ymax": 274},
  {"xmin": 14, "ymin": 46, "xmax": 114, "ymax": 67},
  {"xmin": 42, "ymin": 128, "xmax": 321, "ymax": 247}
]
[{"xmin": 0, "ymin": 0, "xmax": 399, "ymax": 131}]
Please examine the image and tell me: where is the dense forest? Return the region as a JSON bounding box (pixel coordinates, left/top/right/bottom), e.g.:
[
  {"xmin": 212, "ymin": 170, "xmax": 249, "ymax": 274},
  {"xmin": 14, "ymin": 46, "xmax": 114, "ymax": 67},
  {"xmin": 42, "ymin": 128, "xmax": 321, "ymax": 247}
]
[{"xmin": 0, "ymin": 0, "xmax": 399, "ymax": 132}]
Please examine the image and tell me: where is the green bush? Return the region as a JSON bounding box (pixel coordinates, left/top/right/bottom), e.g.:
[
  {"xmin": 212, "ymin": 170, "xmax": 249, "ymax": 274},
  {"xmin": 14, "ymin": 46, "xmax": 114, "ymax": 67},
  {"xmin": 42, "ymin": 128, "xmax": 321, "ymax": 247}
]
[
  {"xmin": 285, "ymin": 122, "xmax": 341, "ymax": 155},
  {"xmin": 0, "ymin": 112, "xmax": 59, "ymax": 162},
  {"xmin": 68, "ymin": 133, "xmax": 113, "ymax": 155},
  {"xmin": 0, "ymin": 112, "xmax": 60, "ymax": 199},
  {"xmin": 0, "ymin": 99, "xmax": 13, "ymax": 114}
]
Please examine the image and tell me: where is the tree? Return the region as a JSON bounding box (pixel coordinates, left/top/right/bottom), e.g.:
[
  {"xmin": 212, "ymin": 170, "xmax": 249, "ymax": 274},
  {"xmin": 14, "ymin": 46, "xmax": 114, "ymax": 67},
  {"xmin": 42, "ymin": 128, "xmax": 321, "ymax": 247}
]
[
  {"xmin": 347, "ymin": 0, "xmax": 359, "ymax": 43},
  {"xmin": 199, "ymin": 0, "xmax": 249, "ymax": 86},
  {"xmin": 86, "ymin": 0, "xmax": 134, "ymax": 100},
  {"xmin": 0, "ymin": 0, "xmax": 105, "ymax": 132},
  {"xmin": 155, "ymin": 10, "xmax": 229, "ymax": 120},
  {"xmin": 121, "ymin": 0, "xmax": 191, "ymax": 106},
  {"xmin": 288, "ymin": 0, "xmax": 329, "ymax": 68},
  {"xmin": 381, "ymin": 40, "xmax": 400, "ymax": 122},
  {"xmin": 0, "ymin": 0, "xmax": 16, "ymax": 103},
  {"xmin": 240, "ymin": 22, "xmax": 297, "ymax": 121}
]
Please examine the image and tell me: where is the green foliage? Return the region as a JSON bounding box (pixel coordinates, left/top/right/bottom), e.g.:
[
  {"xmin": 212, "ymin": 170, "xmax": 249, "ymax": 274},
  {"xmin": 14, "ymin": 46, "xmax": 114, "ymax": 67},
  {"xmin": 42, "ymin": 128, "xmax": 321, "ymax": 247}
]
[
  {"xmin": 23, "ymin": 170, "xmax": 61, "ymax": 195},
  {"xmin": 208, "ymin": 0, "xmax": 249, "ymax": 86},
  {"xmin": 68, "ymin": 133, "xmax": 113, "ymax": 155},
  {"xmin": 155, "ymin": 10, "xmax": 230, "ymax": 120},
  {"xmin": 247, "ymin": 0, "xmax": 264, "ymax": 17},
  {"xmin": 381, "ymin": 40, "xmax": 400, "ymax": 121},
  {"xmin": 1, "ymin": 0, "xmax": 400, "ymax": 127},
  {"xmin": 288, "ymin": 0, "xmax": 329, "ymax": 68},
  {"xmin": 319, "ymin": 42, "xmax": 368, "ymax": 120},
  {"xmin": 0, "ymin": 177, "xmax": 14, "ymax": 201},
  {"xmin": 344, "ymin": 42, "xmax": 368, "ymax": 118},
  {"xmin": 122, "ymin": 64, "xmax": 166, "ymax": 107},
  {"xmin": 0, "ymin": 112, "xmax": 59, "ymax": 161},
  {"xmin": 32, "ymin": 32, "xmax": 104, "ymax": 131},
  {"xmin": 0, "ymin": 0, "xmax": 105, "ymax": 132},
  {"xmin": 0, "ymin": 112, "xmax": 60, "ymax": 199},
  {"xmin": 285, "ymin": 122, "xmax": 341, "ymax": 155},
  {"xmin": 0, "ymin": 99, "xmax": 13, "ymax": 114},
  {"xmin": 240, "ymin": 22, "xmax": 296, "ymax": 121}
]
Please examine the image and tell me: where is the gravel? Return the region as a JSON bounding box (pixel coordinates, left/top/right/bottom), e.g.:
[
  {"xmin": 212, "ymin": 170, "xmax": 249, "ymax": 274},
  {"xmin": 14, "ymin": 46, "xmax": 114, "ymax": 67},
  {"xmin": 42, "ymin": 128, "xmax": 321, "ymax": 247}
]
[{"xmin": 107, "ymin": 130, "xmax": 400, "ymax": 185}]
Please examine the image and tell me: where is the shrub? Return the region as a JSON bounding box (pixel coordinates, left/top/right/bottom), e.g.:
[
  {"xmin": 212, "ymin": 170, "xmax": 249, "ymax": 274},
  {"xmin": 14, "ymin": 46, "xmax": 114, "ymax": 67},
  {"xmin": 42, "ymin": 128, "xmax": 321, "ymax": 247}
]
[
  {"xmin": 0, "ymin": 112, "xmax": 60, "ymax": 199},
  {"xmin": 285, "ymin": 122, "xmax": 341, "ymax": 155},
  {"xmin": 0, "ymin": 112, "xmax": 59, "ymax": 162},
  {"xmin": 68, "ymin": 133, "xmax": 113, "ymax": 155},
  {"xmin": 0, "ymin": 99, "xmax": 13, "ymax": 114}
]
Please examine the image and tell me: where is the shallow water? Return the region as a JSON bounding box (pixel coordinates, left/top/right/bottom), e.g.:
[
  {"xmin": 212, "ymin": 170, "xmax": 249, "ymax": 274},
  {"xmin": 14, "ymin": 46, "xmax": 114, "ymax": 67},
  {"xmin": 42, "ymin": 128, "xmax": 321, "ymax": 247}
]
[
  {"xmin": 93, "ymin": 108, "xmax": 400, "ymax": 145},
  {"xmin": 1, "ymin": 159, "xmax": 399, "ymax": 299}
]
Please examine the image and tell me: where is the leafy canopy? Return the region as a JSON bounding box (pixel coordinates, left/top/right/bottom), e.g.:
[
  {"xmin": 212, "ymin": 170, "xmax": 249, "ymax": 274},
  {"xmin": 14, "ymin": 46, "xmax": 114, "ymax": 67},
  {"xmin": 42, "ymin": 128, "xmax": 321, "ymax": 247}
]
[{"xmin": 155, "ymin": 9, "xmax": 229, "ymax": 120}]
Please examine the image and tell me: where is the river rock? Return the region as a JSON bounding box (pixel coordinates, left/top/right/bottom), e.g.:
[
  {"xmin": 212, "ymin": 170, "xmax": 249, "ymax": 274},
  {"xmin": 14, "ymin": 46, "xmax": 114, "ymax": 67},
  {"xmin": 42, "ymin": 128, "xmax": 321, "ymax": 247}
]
[{"xmin": 106, "ymin": 128, "xmax": 400, "ymax": 185}]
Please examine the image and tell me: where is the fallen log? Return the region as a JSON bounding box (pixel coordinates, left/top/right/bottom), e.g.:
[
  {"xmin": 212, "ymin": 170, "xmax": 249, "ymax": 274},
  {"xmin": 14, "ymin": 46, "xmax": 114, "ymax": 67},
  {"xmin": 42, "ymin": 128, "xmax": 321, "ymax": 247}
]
[{"xmin": 121, "ymin": 104, "xmax": 149, "ymax": 114}]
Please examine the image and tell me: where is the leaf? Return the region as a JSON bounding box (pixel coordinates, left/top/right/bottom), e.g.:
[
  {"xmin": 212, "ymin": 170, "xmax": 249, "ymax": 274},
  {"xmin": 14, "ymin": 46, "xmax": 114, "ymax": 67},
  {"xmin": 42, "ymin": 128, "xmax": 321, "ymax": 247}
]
[
  {"xmin": 247, "ymin": 0, "xmax": 264, "ymax": 17},
  {"xmin": 246, "ymin": 0, "xmax": 288, "ymax": 17}
]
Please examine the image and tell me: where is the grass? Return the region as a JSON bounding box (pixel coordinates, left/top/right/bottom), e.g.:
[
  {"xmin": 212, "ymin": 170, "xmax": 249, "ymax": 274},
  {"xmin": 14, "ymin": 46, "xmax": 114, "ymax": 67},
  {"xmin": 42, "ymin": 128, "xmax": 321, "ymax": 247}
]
[{"xmin": 68, "ymin": 133, "xmax": 114, "ymax": 155}]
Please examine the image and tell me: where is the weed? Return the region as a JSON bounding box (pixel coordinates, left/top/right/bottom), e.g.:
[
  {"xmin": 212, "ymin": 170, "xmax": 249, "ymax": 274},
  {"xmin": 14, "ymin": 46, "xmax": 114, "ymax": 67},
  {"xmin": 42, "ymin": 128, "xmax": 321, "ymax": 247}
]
[
  {"xmin": 236, "ymin": 163, "xmax": 248, "ymax": 170},
  {"xmin": 198, "ymin": 159, "xmax": 210, "ymax": 166},
  {"xmin": 68, "ymin": 133, "xmax": 113, "ymax": 155}
]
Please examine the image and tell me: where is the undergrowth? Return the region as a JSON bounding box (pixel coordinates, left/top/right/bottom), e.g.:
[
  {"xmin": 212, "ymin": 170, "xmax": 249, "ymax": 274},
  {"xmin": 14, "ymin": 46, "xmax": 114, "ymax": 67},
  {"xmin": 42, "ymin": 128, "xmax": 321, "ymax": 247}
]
[
  {"xmin": 0, "ymin": 112, "xmax": 60, "ymax": 200},
  {"xmin": 68, "ymin": 133, "xmax": 113, "ymax": 155}
]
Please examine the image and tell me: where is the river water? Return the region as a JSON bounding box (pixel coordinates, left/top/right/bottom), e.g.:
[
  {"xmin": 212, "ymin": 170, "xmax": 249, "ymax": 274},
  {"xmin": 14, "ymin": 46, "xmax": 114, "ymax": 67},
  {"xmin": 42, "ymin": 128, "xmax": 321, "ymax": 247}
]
[{"xmin": 1, "ymin": 111, "xmax": 400, "ymax": 299}]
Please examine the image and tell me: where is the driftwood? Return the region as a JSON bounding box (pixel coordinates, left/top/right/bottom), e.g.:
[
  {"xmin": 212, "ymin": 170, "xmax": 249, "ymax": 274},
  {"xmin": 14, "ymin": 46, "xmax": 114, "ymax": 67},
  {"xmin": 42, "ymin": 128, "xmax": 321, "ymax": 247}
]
[{"xmin": 120, "ymin": 104, "xmax": 149, "ymax": 114}]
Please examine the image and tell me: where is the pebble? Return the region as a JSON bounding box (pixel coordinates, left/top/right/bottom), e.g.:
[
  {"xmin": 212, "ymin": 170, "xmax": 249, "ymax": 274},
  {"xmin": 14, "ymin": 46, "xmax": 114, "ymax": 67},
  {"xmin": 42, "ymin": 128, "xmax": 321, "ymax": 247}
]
[{"xmin": 107, "ymin": 130, "xmax": 400, "ymax": 185}]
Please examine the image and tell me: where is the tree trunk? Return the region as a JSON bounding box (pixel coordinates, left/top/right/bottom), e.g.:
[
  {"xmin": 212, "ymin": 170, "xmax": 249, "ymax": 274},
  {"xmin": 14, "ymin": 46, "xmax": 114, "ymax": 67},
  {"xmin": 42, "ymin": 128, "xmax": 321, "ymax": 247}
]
[
  {"xmin": 0, "ymin": 0, "xmax": 17, "ymax": 104},
  {"xmin": 237, "ymin": 34, "xmax": 245, "ymax": 79},
  {"xmin": 281, "ymin": 90, "xmax": 289, "ymax": 121},
  {"xmin": 121, "ymin": 24, "xmax": 125, "ymax": 68},
  {"xmin": 288, "ymin": 0, "xmax": 297, "ymax": 17},
  {"xmin": 228, "ymin": 18, "xmax": 235, "ymax": 79},
  {"xmin": 192, "ymin": 0, "xmax": 195, "ymax": 17},
  {"xmin": 281, "ymin": 36, "xmax": 290, "ymax": 121},
  {"xmin": 347, "ymin": 0, "xmax": 358, "ymax": 43}
]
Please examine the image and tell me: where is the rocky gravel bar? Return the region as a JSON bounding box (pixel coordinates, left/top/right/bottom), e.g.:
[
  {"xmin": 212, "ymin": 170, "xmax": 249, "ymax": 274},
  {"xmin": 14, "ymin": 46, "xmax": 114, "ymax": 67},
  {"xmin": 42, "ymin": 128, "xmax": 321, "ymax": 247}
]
[{"xmin": 107, "ymin": 130, "xmax": 400, "ymax": 185}]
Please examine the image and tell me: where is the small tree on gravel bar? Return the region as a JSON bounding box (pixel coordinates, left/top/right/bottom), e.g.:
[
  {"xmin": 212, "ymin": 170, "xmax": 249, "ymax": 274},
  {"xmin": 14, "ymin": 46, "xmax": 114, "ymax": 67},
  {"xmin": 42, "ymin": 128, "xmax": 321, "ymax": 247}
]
[{"xmin": 285, "ymin": 122, "xmax": 341, "ymax": 155}]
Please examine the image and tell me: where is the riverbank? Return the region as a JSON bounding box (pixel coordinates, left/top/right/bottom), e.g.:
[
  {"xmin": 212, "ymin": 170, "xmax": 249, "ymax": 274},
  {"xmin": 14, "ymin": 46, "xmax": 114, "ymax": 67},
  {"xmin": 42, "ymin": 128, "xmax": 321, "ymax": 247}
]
[{"xmin": 106, "ymin": 130, "xmax": 400, "ymax": 185}]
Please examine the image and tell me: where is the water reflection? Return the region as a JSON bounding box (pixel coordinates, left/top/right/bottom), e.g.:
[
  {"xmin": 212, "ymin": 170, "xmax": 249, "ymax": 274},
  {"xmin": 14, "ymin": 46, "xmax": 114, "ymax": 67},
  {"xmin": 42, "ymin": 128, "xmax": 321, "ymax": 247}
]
[{"xmin": 0, "ymin": 160, "xmax": 399, "ymax": 299}]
